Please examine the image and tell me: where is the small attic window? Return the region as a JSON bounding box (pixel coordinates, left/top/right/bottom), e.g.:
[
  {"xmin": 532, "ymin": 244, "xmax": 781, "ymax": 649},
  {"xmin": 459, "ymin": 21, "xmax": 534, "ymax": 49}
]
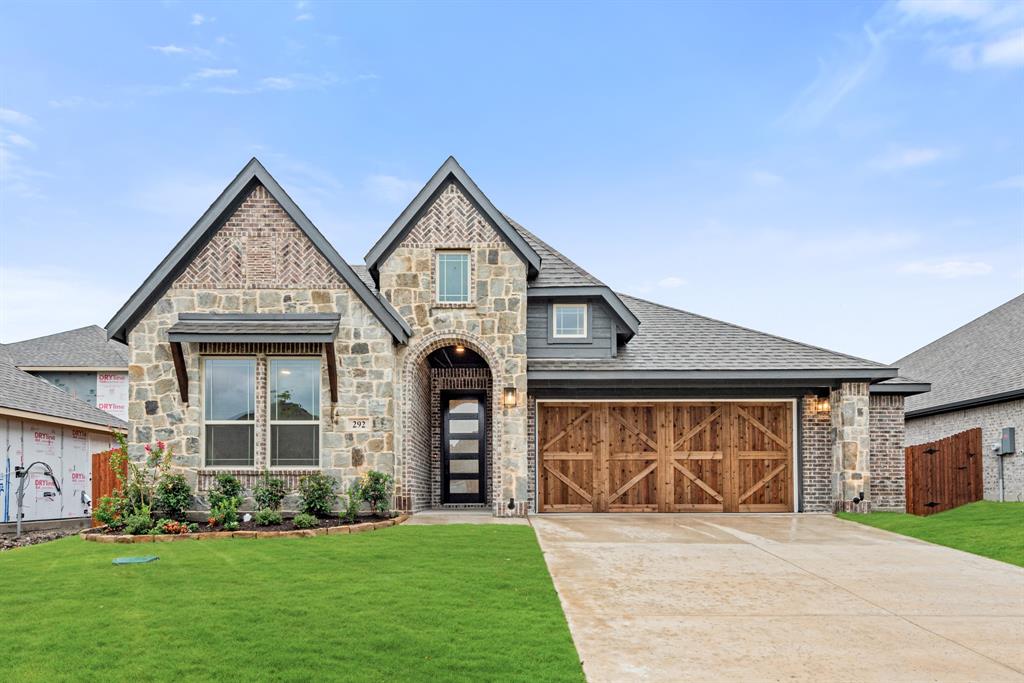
[
  {"xmin": 553, "ymin": 303, "xmax": 588, "ymax": 339},
  {"xmin": 436, "ymin": 251, "xmax": 471, "ymax": 303}
]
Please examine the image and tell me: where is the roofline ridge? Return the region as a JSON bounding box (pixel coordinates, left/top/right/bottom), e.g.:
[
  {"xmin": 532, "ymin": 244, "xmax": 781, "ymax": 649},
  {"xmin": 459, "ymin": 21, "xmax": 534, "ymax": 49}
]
[
  {"xmin": 895, "ymin": 292, "xmax": 1024, "ymax": 366},
  {"xmin": 503, "ymin": 215, "xmax": 604, "ymax": 286},
  {"xmin": 616, "ymin": 291, "xmax": 892, "ymax": 369}
]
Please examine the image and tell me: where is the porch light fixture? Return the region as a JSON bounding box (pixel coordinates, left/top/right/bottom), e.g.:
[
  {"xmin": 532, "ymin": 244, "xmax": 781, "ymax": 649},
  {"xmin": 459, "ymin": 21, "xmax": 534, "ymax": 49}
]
[
  {"xmin": 454, "ymin": 344, "xmax": 465, "ymax": 354},
  {"xmin": 503, "ymin": 387, "xmax": 517, "ymax": 408},
  {"xmin": 815, "ymin": 397, "xmax": 831, "ymax": 414}
]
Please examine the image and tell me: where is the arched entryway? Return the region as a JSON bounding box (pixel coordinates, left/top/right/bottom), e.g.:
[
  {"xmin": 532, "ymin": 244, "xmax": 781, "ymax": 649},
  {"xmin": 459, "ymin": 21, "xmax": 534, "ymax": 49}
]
[{"xmin": 394, "ymin": 333, "xmax": 503, "ymax": 513}]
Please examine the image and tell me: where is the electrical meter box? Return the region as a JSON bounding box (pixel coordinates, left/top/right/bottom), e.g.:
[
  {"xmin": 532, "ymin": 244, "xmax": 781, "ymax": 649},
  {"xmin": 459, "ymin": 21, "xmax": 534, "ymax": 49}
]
[{"xmin": 999, "ymin": 427, "xmax": 1016, "ymax": 456}]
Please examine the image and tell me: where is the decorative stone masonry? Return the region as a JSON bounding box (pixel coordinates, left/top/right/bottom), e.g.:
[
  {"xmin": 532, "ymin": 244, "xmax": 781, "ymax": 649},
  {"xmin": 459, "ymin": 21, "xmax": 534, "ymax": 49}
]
[
  {"xmin": 126, "ymin": 183, "xmax": 396, "ymax": 496},
  {"xmin": 869, "ymin": 394, "xmax": 906, "ymax": 511},
  {"xmin": 381, "ymin": 180, "xmax": 529, "ymax": 517},
  {"xmin": 832, "ymin": 382, "xmax": 871, "ymax": 512}
]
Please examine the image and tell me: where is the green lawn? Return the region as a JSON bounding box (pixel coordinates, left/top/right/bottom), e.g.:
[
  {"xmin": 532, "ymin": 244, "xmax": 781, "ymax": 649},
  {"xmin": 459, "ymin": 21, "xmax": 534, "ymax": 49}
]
[
  {"xmin": 838, "ymin": 501, "xmax": 1024, "ymax": 567},
  {"xmin": 0, "ymin": 525, "xmax": 583, "ymax": 682}
]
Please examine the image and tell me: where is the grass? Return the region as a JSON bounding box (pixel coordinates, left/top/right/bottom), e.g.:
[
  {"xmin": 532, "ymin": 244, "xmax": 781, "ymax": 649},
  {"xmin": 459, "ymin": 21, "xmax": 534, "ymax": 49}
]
[
  {"xmin": 838, "ymin": 501, "xmax": 1024, "ymax": 567},
  {"xmin": 0, "ymin": 525, "xmax": 583, "ymax": 682}
]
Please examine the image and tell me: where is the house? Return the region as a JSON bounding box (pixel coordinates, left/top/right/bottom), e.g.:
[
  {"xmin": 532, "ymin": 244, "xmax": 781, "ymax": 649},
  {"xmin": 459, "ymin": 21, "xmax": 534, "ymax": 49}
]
[
  {"xmin": 106, "ymin": 157, "xmax": 928, "ymax": 515},
  {"xmin": 896, "ymin": 294, "xmax": 1023, "ymax": 502},
  {"xmin": 0, "ymin": 349, "xmax": 125, "ymax": 528},
  {"xmin": 1, "ymin": 325, "xmax": 130, "ymax": 422}
]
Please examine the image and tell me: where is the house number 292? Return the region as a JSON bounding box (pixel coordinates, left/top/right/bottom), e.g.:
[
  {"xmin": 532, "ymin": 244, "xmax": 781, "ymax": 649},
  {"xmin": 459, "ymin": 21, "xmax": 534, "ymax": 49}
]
[{"xmin": 348, "ymin": 418, "xmax": 369, "ymax": 432}]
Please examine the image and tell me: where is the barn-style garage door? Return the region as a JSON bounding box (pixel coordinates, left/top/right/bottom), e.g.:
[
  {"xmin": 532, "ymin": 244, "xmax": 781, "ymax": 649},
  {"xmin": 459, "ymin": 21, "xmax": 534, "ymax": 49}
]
[{"xmin": 538, "ymin": 402, "xmax": 793, "ymax": 513}]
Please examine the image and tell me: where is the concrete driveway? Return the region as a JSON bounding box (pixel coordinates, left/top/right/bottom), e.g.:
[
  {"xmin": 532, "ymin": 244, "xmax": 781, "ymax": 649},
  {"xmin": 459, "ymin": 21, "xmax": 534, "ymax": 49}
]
[{"xmin": 532, "ymin": 514, "xmax": 1024, "ymax": 682}]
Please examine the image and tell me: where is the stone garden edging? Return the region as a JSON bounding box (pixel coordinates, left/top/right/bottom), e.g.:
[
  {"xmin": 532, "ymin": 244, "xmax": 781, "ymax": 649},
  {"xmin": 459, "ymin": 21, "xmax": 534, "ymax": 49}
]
[{"xmin": 81, "ymin": 514, "xmax": 410, "ymax": 543}]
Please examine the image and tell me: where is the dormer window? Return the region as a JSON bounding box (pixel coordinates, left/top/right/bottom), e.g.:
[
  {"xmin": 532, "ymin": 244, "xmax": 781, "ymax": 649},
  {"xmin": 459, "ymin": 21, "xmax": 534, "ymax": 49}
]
[
  {"xmin": 436, "ymin": 251, "xmax": 471, "ymax": 304},
  {"xmin": 552, "ymin": 303, "xmax": 588, "ymax": 339}
]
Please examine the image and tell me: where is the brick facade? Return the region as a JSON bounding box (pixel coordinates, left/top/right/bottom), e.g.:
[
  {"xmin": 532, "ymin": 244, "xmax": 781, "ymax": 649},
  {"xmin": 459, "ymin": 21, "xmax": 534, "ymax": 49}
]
[
  {"xmin": 869, "ymin": 394, "xmax": 905, "ymax": 511},
  {"xmin": 906, "ymin": 399, "xmax": 1023, "ymax": 502},
  {"xmin": 800, "ymin": 395, "xmax": 833, "ymax": 512}
]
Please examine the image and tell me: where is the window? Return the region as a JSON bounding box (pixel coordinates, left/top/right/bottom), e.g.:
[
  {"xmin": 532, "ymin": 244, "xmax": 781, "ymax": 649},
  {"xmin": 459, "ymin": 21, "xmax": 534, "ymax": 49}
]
[
  {"xmin": 204, "ymin": 359, "xmax": 256, "ymax": 467},
  {"xmin": 269, "ymin": 358, "xmax": 321, "ymax": 467},
  {"xmin": 552, "ymin": 303, "xmax": 588, "ymax": 338},
  {"xmin": 436, "ymin": 251, "xmax": 470, "ymax": 303}
]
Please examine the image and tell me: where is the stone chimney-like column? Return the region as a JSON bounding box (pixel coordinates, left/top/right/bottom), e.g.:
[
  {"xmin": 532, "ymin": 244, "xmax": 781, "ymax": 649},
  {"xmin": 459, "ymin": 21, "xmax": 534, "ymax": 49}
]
[{"xmin": 832, "ymin": 382, "xmax": 871, "ymax": 513}]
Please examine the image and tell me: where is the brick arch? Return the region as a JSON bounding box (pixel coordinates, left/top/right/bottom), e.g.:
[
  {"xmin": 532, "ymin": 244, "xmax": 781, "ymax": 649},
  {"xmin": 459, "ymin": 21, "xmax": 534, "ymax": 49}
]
[{"xmin": 394, "ymin": 330, "xmax": 506, "ymax": 513}]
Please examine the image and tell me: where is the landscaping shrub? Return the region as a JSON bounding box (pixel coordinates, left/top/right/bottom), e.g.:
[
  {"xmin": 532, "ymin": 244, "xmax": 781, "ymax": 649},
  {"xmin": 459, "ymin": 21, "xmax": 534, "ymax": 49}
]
[
  {"xmin": 122, "ymin": 506, "xmax": 154, "ymax": 535},
  {"xmin": 254, "ymin": 509, "xmax": 283, "ymax": 527},
  {"xmin": 94, "ymin": 491, "xmax": 128, "ymax": 530},
  {"xmin": 155, "ymin": 474, "xmax": 192, "ymax": 519},
  {"xmin": 359, "ymin": 470, "xmax": 394, "ymax": 516},
  {"xmin": 208, "ymin": 473, "xmax": 242, "ymax": 510},
  {"xmin": 342, "ymin": 481, "xmax": 362, "ymax": 524},
  {"xmin": 253, "ymin": 471, "xmax": 286, "ymax": 511},
  {"xmin": 298, "ymin": 472, "xmax": 337, "ymax": 517},
  {"xmin": 154, "ymin": 518, "xmax": 197, "ymax": 535},
  {"xmin": 292, "ymin": 513, "xmax": 318, "ymax": 529},
  {"xmin": 104, "ymin": 433, "xmax": 173, "ymax": 521}
]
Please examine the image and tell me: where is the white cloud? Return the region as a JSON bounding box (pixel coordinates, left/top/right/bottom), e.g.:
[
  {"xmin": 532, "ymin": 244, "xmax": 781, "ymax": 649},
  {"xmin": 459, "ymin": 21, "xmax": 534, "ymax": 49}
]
[
  {"xmin": 295, "ymin": 12, "xmax": 313, "ymax": 21},
  {"xmin": 295, "ymin": 0, "xmax": 312, "ymax": 20},
  {"xmin": 871, "ymin": 146, "xmax": 948, "ymax": 170},
  {"xmin": 0, "ymin": 266, "xmax": 126, "ymax": 343},
  {"xmin": 657, "ymin": 276, "xmax": 686, "ymax": 288},
  {"xmin": 0, "ymin": 108, "xmax": 33, "ymax": 126},
  {"xmin": 191, "ymin": 68, "xmax": 238, "ymax": 79},
  {"xmin": 992, "ymin": 174, "xmax": 1024, "ymax": 189},
  {"xmin": 901, "ymin": 260, "xmax": 993, "ymax": 278},
  {"xmin": 749, "ymin": 170, "xmax": 784, "ymax": 187},
  {"xmin": 363, "ymin": 174, "xmax": 420, "ymax": 204},
  {"xmin": 982, "ymin": 29, "xmax": 1024, "ymax": 66},
  {"xmin": 150, "ymin": 44, "xmax": 211, "ymax": 57},
  {"xmin": 191, "ymin": 13, "xmax": 211, "ymax": 26},
  {"xmin": 261, "ymin": 76, "xmax": 295, "ymax": 90},
  {"xmin": 6, "ymin": 133, "xmax": 34, "ymax": 148}
]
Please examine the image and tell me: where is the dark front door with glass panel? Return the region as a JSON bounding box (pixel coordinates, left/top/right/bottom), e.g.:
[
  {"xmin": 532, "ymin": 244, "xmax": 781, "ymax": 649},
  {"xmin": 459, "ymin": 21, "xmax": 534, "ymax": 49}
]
[{"xmin": 442, "ymin": 392, "xmax": 486, "ymax": 504}]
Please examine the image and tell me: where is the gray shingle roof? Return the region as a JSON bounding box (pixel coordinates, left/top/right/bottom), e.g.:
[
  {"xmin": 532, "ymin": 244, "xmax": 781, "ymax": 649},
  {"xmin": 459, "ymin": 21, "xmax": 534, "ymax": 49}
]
[
  {"xmin": 168, "ymin": 314, "xmax": 340, "ymax": 342},
  {"xmin": 529, "ymin": 294, "xmax": 893, "ymax": 373},
  {"xmin": 506, "ymin": 218, "xmax": 605, "ymax": 288},
  {"xmin": 896, "ymin": 293, "xmax": 1024, "ymax": 415},
  {"xmin": 0, "ymin": 351, "xmax": 127, "ymax": 429},
  {"xmin": 1, "ymin": 325, "xmax": 129, "ymax": 369}
]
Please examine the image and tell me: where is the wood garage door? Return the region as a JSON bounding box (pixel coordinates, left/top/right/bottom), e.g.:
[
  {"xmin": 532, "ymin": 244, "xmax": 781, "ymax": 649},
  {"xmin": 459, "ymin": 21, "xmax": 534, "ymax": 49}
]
[{"xmin": 538, "ymin": 402, "xmax": 793, "ymax": 513}]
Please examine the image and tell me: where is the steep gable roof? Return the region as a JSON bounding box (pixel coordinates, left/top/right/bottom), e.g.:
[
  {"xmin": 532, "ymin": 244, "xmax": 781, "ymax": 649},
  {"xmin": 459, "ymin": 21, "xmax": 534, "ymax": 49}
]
[
  {"xmin": 529, "ymin": 294, "xmax": 900, "ymax": 381},
  {"xmin": 3, "ymin": 325, "xmax": 128, "ymax": 369},
  {"xmin": 0, "ymin": 349, "xmax": 127, "ymax": 429},
  {"xmin": 106, "ymin": 158, "xmax": 411, "ymax": 344},
  {"xmin": 896, "ymin": 293, "xmax": 1024, "ymax": 416},
  {"xmin": 364, "ymin": 157, "xmax": 541, "ymax": 280}
]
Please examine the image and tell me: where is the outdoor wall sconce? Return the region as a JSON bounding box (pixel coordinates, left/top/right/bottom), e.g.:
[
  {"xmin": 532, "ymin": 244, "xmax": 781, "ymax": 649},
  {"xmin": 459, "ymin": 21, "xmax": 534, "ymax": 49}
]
[
  {"xmin": 503, "ymin": 387, "xmax": 518, "ymax": 408},
  {"xmin": 815, "ymin": 397, "xmax": 831, "ymax": 414},
  {"xmin": 454, "ymin": 344, "xmax": 465, "ymax": 354}
]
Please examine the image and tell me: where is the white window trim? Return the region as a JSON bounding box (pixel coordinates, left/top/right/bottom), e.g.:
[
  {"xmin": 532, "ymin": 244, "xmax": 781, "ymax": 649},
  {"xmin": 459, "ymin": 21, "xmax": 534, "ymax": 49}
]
[
  {"xmin": 201, "ymin": 356, "xmax": 257, "ymax": 469},
  {"xmin": 435, "ymin": 250, "xmax": 471, "ymax": 304},
  {"xmin": 267, "ymin": 356, "xmax": 323, "ymax": 469},
  {"xmin": 552, "ymin": 303, "xmax": 589, "ymax": 339}
]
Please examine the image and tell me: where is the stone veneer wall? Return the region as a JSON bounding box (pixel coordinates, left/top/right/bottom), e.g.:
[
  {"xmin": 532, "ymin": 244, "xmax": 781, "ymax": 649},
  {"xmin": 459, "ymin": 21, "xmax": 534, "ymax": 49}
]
[
  {"xmin": 800, "ymin": 395, "xmax": 833, "ymax": 512},
  {"xmin": 381, "ymin": 180, "xmax": 530, "ymax": 516},
  {"xmin": 869, "ymin": 394, "xmax": 905, "ymax": 511},
  {"xmin": 430, "ymin": 368, "xmax": 492, "ymax": 509},
  {"xmin": 832, "ymin": 382, "xmax": 871, "ymax": 511},
  {"xmin": 906, "ymin": 398, "xmax": 1024, "ymax": 502},
  {"xmin": 127, "ymin": 183, "xmax": 396, "ymax": 508}
]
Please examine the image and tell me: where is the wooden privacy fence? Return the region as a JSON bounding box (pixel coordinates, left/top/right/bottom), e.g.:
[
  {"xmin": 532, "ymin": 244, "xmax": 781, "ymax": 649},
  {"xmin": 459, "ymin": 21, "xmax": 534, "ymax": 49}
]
[
  {"xmin": 91, "ymin": 449, "xmax": 126, "ymax": 527},
  {"xmin": 905, "ymin": 428, "xmax": 983, "ymax": 516}
]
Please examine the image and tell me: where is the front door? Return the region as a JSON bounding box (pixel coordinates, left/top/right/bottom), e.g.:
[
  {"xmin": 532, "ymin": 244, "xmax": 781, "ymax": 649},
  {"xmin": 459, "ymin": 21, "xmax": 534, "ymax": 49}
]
[{"xmin": 442, "ymin": 392, "xmax": 486, "ymax": 504}]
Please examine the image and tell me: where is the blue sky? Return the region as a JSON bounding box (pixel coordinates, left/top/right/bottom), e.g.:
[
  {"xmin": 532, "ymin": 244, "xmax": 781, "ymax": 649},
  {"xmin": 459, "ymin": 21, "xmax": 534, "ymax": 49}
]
[{"xmin": 1, "ymin": 0, "xmax": 1021, "ymax": 363}]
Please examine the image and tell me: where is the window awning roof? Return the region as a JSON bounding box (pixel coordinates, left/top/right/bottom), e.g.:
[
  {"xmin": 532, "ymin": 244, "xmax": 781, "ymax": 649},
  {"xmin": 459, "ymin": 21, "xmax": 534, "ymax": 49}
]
[{"xmin": 167, "ymin": 314, "xmax": 340, "ymax": 343}]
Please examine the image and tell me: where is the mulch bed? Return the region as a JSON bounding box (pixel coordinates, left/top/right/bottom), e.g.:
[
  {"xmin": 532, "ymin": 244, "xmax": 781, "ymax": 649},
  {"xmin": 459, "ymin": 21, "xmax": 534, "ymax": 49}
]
[
  {"xmin": 81, "ymin": 513, "xmax": 409, "ymax": 542},
  {"xmin": 1, "ymin": 529, "xmax": 79, "ymax": 552},
  {"xmin": 231, "ymin": 514, "xmax": 391, "ymax": 533}
]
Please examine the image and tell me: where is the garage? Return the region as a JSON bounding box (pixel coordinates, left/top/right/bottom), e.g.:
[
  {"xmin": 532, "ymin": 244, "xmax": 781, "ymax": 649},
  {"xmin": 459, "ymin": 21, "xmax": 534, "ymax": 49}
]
[{"xmin": 537, "ymin": 401, "xmax": 794, "ymax": 513}]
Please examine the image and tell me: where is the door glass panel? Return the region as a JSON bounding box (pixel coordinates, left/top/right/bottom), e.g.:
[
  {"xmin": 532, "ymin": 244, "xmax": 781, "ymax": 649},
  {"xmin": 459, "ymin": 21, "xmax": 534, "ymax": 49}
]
[
  {"xmin": 449, "ymin": 459, "xmax": 479, "ymax": 474},
  {"xmin": 449, "ymin": 399, "xmax": 478, "ymax": 414},
  {"xmin": 449, "ymin": 480, "xmax": 479, "ymax": 494},
  {"xmin": 449, "ymin": 439, "xmax": 478, "ymax": 454},
  {"xmin": 449, "ymin": 419, "xmax": 478, "ymax": 434}
]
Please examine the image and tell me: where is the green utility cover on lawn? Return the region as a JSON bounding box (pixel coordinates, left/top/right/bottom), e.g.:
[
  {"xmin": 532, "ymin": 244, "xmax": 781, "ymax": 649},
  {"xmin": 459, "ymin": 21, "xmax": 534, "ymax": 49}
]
[{"xmin": 112, "ymin": 556, "xmax": 159, "ymax": 565}]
